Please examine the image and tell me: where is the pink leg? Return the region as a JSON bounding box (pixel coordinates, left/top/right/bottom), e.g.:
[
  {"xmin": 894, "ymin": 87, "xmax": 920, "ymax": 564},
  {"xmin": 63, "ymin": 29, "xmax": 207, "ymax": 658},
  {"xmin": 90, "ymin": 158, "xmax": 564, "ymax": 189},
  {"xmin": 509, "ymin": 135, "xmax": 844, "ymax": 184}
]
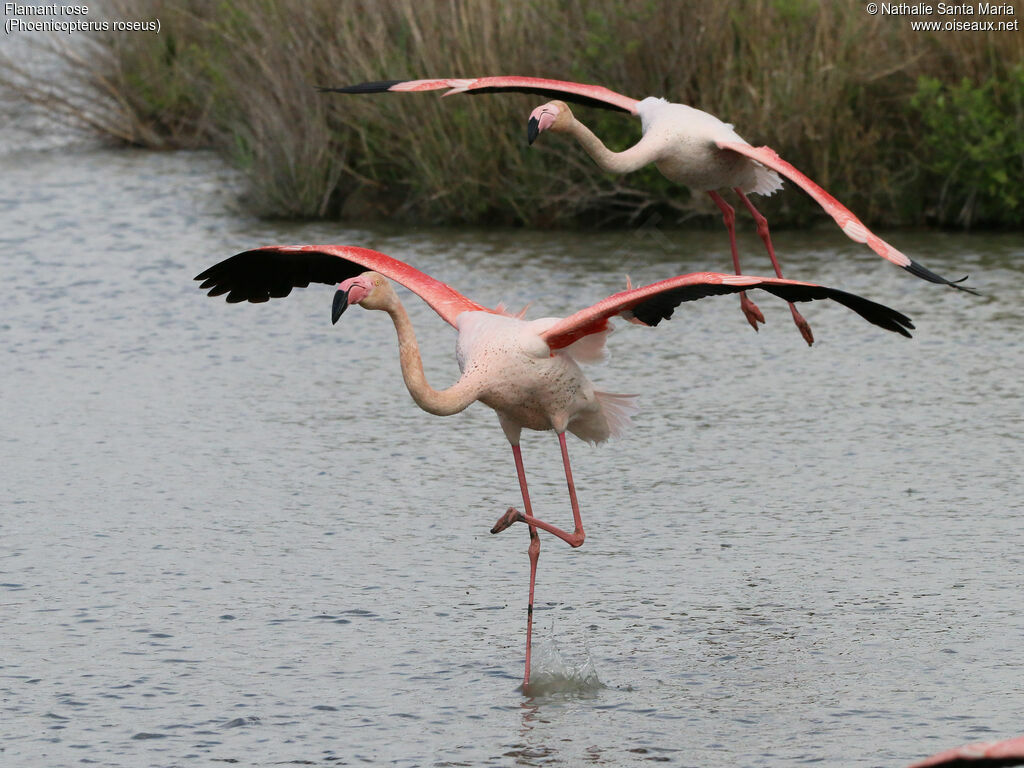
[
  {"xmin": 491, "ymin": 432, "xmax": 585, "ymax": 548},
  {"xmin": 734, "ymin": 188, "xmax": 814, "ymax": 346},
  {"xmin": 708, "ymin": 190, "xmax": 764, "ymax": 332},
  {"xmin": 509, "ymin": 444, "xmax": 540, "ymax": 687}
]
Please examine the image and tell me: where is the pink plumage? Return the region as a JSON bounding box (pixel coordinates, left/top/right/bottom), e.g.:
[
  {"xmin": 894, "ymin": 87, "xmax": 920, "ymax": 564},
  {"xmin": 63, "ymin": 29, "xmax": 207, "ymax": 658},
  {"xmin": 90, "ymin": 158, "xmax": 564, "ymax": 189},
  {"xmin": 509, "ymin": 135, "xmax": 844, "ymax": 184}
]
[{"xmin": 908, "ymin": 734, "xmax": 1024, "ymax": 768}]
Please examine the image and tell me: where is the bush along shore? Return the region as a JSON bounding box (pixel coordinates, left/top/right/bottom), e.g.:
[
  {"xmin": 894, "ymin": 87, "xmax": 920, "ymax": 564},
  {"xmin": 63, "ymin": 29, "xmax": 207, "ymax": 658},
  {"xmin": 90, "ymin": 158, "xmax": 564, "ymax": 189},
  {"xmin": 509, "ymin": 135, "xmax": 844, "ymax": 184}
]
[{"xmin": 3, "ymin": 0, "xmax": 1021, "ymax": 229}]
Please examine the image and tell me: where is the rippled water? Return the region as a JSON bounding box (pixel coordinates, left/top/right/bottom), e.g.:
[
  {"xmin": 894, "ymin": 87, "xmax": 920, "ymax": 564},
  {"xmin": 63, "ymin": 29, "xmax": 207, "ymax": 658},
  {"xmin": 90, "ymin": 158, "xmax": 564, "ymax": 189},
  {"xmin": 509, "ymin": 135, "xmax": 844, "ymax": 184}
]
[{"xmin": 2, "ymin": 143, "xmax": 1022, "ymax": 767}]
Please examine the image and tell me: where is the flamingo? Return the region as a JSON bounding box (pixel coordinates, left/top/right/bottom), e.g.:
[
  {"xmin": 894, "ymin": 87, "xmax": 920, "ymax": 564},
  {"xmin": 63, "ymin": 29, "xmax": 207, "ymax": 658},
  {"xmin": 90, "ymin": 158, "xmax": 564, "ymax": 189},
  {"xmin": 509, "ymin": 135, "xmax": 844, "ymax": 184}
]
[
  {"xmin": 321, "ymin": 76, "xmax": 977, "ymax": 345},
  {"xmin": 195, "ymin": 244, "xmax": 914, "ymax": 687},
  {"xmin": 908, "ymin": 734, "xmax": 1024, "ymax": 767}
]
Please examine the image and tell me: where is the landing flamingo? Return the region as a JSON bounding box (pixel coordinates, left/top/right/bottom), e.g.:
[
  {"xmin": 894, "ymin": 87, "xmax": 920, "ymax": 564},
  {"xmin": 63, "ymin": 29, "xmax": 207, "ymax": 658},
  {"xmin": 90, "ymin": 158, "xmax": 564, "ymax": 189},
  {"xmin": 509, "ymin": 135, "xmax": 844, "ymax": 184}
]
[
  {"xmin": 195, "ymin": 244, "xmax": 913, "ymax": 688},
  {"xmin": 321, "ymin": 76, "xmax": 976, "ymax": 345}
]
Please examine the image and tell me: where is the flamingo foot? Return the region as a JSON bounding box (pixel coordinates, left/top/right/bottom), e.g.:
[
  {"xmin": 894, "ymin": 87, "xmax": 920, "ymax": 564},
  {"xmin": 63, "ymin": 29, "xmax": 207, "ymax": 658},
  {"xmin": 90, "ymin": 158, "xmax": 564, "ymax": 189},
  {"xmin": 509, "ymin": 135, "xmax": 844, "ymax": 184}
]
[
  {"xmin": 490, "ymin": 506, "xmax": 524, "ymax": 534},
  {"xmin": 791, "ymin": 304, "xmax": 814, "ymax": 346},
  {"xmin": 740, "ymin": 294, "xmax": 766, "ymax": 332}
]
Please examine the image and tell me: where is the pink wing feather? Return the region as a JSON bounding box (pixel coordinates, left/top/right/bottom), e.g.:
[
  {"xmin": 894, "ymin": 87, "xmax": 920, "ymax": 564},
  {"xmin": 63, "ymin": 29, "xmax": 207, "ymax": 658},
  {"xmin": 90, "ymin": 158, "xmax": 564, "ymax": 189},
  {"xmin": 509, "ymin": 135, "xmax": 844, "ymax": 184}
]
[
  {"xmin": 195, "ymin": 244, "xmax": 486, "ymax": 328},
  {"xmin": 907, "ymin": 734, "xmax": 1024, "ymax": 768},
  {"xmin": 321, "ymin": 76, "xmax": 639, "ymax": 114},
  {"xmin": 541, "ymin": 272, "xmax": 914, "ymax": 350},
  {"xmin": 717, "ymin": 141, "xmax": 976, "ymax": 292},
  {"xmin": 716, "ymin": 141, "xmax": 909, "ymax": 266}
]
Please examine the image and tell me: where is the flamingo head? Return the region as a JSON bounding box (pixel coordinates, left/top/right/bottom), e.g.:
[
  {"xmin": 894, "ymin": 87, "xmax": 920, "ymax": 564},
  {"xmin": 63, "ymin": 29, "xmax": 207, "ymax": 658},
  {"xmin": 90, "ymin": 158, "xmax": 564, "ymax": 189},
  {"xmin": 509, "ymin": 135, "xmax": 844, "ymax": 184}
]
[
  {"xmin": 332, "ymin": 271, "xmax": 394, "ymax": 324},
  {"xmin": 527, "ymin": 100, "xmax": 572, "ymax": 145}
]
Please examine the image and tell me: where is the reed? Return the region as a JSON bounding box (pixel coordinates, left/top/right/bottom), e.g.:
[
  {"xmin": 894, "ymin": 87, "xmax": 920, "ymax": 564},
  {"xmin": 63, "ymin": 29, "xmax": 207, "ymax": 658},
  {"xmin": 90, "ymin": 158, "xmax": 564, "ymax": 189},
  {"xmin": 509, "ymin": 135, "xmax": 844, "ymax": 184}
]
[{"xmin": 3, "ymin": 0, "xmax": 1020, "ymax": 227}]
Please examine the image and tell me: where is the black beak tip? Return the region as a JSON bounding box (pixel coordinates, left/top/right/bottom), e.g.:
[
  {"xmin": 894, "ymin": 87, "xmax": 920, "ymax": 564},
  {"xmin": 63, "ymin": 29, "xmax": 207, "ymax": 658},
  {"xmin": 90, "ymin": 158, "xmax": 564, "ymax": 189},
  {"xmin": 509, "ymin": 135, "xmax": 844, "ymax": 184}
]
[
  {"xmin": 527, "ymin": 117, "xmax": 539, "ymax": 146},
  {"xmin": 332, "ymin": 289, "xmax": 349, "ymax": 325}
]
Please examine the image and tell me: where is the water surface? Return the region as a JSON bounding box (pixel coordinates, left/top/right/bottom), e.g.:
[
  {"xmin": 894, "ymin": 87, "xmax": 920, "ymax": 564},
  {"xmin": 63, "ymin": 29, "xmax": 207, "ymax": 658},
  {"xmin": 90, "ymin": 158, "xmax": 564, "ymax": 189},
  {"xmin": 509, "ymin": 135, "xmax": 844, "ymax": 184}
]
[{"xmin": 1, "ymin": 145, "xmax": 1022, "ymax": 767}]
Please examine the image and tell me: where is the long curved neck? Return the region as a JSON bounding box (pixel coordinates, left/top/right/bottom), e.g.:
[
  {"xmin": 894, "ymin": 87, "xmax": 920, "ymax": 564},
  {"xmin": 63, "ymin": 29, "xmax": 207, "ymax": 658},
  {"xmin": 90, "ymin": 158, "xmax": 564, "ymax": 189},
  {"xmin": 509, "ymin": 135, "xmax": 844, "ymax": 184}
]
[
  {"xmin": 385, "ymin": 299, "xmax": 476, "ymax": 417},
  {"xmin": 566, "ymin": 117, "xmax": 655, "ymax": 174}
]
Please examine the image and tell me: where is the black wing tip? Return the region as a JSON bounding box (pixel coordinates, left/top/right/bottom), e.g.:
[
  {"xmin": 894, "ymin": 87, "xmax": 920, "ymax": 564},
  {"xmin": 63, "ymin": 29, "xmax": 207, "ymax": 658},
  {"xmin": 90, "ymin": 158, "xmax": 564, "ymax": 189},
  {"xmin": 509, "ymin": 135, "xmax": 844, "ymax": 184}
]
[
  {"xmin": 194, "ymin": 268, "xmax": 220, "ymax": 283},
  {"xmin": 196, "ymin": 247, "xmax": 362, "ymax": 306},
  {"xmin": 948, "ymin": 274, "xmax": 981, "ymax": 296},
  {"xmin": 761, "ymin": 284, "xmax": 915, "ymax": 339},
  {"xmin": 193, "ymin": 249, "xmax": 258, "ymax": 297},
  {"xmin": 625, "ymin": 282, "xmax": 916, "ymax": 339},
  {"xmin": 904, "ymin": 260, "xmax": 981, "ymax": 296},
  {"xmin": 317, "ymin": 80, "xmax": 405, "ymax": 95},
  {"xmin": 824, "ymin": 287, "xmax": 916, "ymax": 338},
  {"xmin": 843, "ymin": 290, "xmax": 915, "ymax": 338}
]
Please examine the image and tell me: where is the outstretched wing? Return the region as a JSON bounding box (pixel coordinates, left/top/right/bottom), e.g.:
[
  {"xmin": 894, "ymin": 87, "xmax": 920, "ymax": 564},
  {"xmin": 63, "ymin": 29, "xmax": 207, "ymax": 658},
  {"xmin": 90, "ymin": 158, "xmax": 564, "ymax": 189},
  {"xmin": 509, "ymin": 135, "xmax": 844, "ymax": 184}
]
[
  {"xmin": 319, "ymin": 76, "xmax": 639, "ymax": 114},
  {"xmin": 716, "ymin": 141, "xmax": 977, "ymax": 294},
  {"xmin": 907, "ymin": 734, "xmax": 1024, "ymax": 768},
  {"xmin": 540, "ymin": 272, "xmax": 914, "ymax": 349},
  {"xmin": 194, "ymin": 245, "xmax": 486, "ymax": 328}
]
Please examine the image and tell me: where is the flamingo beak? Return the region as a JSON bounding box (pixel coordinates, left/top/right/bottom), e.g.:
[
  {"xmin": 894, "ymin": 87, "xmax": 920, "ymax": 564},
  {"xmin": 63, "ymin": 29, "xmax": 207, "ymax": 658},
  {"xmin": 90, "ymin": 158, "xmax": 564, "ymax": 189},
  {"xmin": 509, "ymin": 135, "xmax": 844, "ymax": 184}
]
[
  {"xmin": 331, "ymin": 288, "xmax": 350, "ymax": 325},
  {"xmin": 334, "ymin": 274, "xmax": 376, "ymax": 324},
  {"xmin": 527, "ymin": 106, "xmax": 558, "ymax": 146},
  {"xmin": 527, "ymin": 116, "xmax": 540, "ymax": 145}
]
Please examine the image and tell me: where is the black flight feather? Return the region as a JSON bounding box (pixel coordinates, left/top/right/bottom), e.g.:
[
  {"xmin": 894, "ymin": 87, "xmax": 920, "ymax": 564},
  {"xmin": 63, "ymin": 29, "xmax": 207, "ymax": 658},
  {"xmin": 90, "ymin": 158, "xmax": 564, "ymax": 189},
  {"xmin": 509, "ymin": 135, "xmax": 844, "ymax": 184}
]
[
  {"xmin": 903, "ymin": 259, "xmax": 979, "ymax": 295},
  {"xmin": 316, "ymin": 80, "xmax": 405, "ymax": 95},
  {"xmin": 194, "ymin": 249, "xmax": 364, "ymax": 304},
  {"xmin": 630, "ymin": 283, "xmax": 914, "ymax": 338}
]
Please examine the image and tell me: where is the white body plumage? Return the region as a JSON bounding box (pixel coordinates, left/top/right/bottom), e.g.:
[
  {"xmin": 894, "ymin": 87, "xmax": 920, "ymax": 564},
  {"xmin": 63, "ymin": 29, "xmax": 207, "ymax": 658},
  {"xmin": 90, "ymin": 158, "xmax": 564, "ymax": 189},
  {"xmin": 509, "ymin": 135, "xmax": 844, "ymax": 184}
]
[
  {"xmin": 455, "ymin": 311, "xmax": 636, "ymax": 444},
  {"xmin": 636, "ymin": 97, "xmax": 783, "ymax": 195}
]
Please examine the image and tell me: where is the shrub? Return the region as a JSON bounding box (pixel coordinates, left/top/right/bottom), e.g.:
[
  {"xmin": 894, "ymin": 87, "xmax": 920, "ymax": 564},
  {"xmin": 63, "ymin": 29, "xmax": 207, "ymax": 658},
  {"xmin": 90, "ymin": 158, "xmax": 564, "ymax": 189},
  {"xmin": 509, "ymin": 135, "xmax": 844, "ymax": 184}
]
[{"xmin": 911, "ymin": 65, "xmax": 1024, "ymax": 227}]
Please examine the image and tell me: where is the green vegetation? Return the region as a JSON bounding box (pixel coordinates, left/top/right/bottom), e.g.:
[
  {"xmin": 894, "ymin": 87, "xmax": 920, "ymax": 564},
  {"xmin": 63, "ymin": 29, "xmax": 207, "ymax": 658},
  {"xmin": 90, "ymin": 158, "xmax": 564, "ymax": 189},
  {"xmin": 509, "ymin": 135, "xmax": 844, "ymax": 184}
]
[
  {"xmin": 3, "ymin": 0, "xmax": 1021, "ymax": 228},
  {"xmin": 911, "ymin": 65, "xmax": 1024, "ymax": 228}
]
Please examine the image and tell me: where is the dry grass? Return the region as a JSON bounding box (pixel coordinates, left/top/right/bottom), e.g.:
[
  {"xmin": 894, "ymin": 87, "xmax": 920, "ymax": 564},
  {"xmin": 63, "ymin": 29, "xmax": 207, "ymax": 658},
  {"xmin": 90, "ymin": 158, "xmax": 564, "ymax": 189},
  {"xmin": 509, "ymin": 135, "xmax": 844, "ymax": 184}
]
[{"xmin": 3, "ymin": 0, "xmax": 1020, "ymax": 226}]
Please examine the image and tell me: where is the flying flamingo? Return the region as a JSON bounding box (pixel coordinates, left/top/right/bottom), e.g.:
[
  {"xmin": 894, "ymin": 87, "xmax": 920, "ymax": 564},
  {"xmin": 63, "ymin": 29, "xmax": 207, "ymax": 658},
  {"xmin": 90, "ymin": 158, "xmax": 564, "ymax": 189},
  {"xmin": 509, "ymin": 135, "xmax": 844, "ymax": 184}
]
[
  {"xmin": 195, "ymin": 244, "xmax": 913, "ymax": 687},
  {"xmin": 321, "ymin": 76, "xmax": 976, "ymax": 345}
]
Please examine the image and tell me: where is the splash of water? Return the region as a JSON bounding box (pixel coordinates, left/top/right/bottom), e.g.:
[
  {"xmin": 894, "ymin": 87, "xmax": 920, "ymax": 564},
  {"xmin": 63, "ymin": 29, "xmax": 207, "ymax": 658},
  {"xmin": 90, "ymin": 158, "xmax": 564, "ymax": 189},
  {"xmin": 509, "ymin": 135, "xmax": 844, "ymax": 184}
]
[{"xmin": 522, "ymin": 625, "xmax": 604, "ymax": 696}]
